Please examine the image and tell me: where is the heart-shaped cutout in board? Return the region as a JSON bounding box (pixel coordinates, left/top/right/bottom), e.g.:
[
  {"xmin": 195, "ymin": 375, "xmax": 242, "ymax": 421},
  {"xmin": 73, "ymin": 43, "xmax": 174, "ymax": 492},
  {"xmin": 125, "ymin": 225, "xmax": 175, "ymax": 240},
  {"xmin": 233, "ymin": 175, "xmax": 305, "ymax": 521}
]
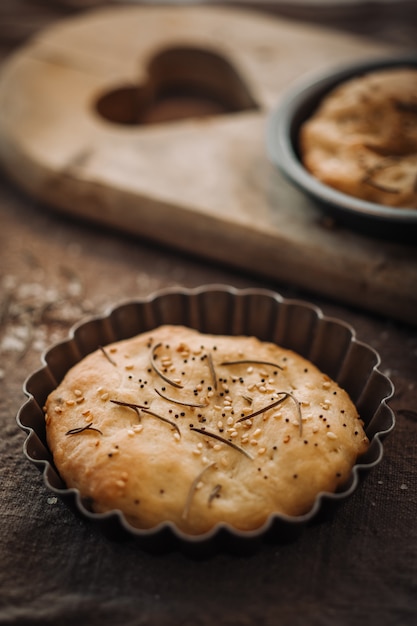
[
  {"xmin": 95, "ymin": 46, "xmax": 259, "ymax": 125},
  {"xmin": 0, "ymin": 5, "xmax": 413, "ymax": 324}
]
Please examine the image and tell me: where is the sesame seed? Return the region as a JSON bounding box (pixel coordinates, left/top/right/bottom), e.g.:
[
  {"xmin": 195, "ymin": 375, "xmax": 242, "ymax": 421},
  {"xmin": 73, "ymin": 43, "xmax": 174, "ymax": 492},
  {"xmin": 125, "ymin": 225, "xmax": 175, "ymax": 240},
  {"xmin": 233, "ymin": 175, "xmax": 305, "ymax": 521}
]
[
  {"xmin": 327, "ymin": 432, "xmax": 337, "ymax": 440},
  {"xmin": 54, "ymin": 406, "xmax": 62, "ymax": 414},
  {"xmin": 74, "ymin": 389, "xmax": 82, "ymax": 397},
  {"xmin": 258, "ymin": 447, "xmax": 266, "ymax": 455}
]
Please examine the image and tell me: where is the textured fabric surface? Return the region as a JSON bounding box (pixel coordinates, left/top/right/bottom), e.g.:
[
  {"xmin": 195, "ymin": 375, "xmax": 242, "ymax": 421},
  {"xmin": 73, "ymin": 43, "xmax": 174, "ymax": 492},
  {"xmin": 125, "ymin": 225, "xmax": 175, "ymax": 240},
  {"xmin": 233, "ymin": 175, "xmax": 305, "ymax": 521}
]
[{"xmin": 1, "ymin": 3, "xmax": 416, "ymax": 626}]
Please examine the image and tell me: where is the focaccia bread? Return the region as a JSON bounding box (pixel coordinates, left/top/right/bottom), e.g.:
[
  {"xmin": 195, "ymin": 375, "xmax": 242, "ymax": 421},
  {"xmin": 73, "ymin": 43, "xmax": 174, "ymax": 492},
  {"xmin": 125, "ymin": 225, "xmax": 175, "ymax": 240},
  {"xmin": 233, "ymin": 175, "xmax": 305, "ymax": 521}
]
[
  {"xmin": 44, "ymin": 325, "xmax": 369, "ymax": 535},
  {"xmin": 300, "ymin": 67, "xmax": 417, "ymax": 209}
]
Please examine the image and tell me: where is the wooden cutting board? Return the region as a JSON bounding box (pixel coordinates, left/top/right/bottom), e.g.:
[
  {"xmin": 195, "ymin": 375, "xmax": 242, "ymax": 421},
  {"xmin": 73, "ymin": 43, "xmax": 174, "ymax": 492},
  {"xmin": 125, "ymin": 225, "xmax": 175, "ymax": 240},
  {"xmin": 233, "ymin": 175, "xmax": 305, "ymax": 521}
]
[{"xmin": 0, "ymin": 5, "xmax": 416, "ymax": 324}]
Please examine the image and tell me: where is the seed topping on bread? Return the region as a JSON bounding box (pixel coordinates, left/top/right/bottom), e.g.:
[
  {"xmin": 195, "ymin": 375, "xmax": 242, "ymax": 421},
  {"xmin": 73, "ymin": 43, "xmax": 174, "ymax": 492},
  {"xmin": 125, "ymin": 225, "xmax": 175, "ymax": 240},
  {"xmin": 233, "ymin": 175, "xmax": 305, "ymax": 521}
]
[{"xmin": 44, "ymin": 325, "xmax": 368, "ymax": 534}]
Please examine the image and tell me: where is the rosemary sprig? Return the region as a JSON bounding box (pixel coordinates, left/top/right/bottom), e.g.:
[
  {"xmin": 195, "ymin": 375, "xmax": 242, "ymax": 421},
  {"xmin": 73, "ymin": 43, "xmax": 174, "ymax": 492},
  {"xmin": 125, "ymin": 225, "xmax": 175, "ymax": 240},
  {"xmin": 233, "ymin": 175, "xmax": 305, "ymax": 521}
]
[
  {"xmin": 393, "ymin": 99, "xmax": 417, "ymax": 114},
  {"xmin": 208, "ymin": 484, "xmax": 222, "ymax": 506},
  {"xmin": 362, "ymin": 160, "xmax": 401, "ymax": 194},
  {"xmin": 221, "ymin": 359, "xmax": 283, "ymax": 371},
  {"xmin": 65, "ymin": 422, "xmax": 103, "ymax": 436},
  {"xmin": 151, "ymin": 343, "xmax": 183, "ymax": 389},
  {"xmin": 235, "ymin": 395, "xmax": 288, "ymax": 423},
  {"xmin": 142, "ymin": 408, "xmax": 181, "ymax": 437},
  {"xmin": 236, "ymin": 392, "xmax": 303, "ymax": 436},
  {"xmin": 363, "ymin": 175, "xmax": 400, "ymax": 194},
  {"xmin": 207, "ymin": 352, "xmax": 218, "ymax": 390},
  {"xmin": 182, "ymin": 462, "xmax": 215, "ymax": 520},
  {"xmin": 154, "ymin": 387, "xmax": 207, "ymax": 408},
  {"xmin": 242, "ymin": 394, "xmax": 253, "ymax": 404},
  {"xmin": 190, "ymin": 427, "xmax": 254, "ymax": 460},
  {"xmin": 111, "ymin": 399, "xmax": 181, "ymax": 436},
  {"xmin": 110, "ymin": 399, "xmax": 146, "ymax": 414},
  {"xmin": 98, "ymin": 345, "xmax": 117, "ymax": 366}
]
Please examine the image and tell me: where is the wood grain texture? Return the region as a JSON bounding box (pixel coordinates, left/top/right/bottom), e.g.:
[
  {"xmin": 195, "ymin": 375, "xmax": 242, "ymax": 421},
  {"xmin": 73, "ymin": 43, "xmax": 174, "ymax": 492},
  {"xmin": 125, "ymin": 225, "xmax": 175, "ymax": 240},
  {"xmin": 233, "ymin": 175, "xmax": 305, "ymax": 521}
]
[{"xmin": 0, "ymin": 4, "xmax": 416, "ymax": 323}]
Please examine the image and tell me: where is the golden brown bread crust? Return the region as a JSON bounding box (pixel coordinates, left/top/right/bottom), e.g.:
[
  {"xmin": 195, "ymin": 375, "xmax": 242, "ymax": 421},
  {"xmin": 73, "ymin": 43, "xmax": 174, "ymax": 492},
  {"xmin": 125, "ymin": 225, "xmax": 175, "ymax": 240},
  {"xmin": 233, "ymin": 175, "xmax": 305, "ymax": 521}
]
[
  {"xmin": 44, "ymin": 325, "xmax": 368, "ymax": 535},
  {"xmin": 300, "ymin": 68, "xmax": 417, "ymax": 209}
]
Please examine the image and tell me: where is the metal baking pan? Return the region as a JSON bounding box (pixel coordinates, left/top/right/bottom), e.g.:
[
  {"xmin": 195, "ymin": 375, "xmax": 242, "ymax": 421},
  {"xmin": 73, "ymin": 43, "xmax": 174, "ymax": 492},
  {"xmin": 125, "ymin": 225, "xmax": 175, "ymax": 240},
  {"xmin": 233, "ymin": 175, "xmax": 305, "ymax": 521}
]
[
  {"xmin": 17, "ymin": 285, "xmax": 395, "ymax": 556},
  {"xmin": 267, "ymin": 55, "xmax": 417, "ymax": 239}
]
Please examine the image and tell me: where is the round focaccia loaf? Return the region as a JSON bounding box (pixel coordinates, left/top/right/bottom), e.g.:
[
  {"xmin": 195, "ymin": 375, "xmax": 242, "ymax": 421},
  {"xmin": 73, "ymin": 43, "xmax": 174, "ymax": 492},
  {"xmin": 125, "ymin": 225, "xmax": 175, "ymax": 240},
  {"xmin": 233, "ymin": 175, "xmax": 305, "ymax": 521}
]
[
  {"xmin": 300, "ymin": 67, "xmax": 417, "ymax": 209},
  {"xmin": 44, "ymin": 325, "xmax": 369, "ymax": 535}
]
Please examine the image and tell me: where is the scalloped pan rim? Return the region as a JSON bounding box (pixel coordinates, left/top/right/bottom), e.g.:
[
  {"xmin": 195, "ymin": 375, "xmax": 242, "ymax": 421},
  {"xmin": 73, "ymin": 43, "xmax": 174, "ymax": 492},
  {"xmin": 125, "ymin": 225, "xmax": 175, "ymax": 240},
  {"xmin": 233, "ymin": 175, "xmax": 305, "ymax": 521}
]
[{"xmin": 16, "ymin": 285, "xmax": 395, "ymax": 554}]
